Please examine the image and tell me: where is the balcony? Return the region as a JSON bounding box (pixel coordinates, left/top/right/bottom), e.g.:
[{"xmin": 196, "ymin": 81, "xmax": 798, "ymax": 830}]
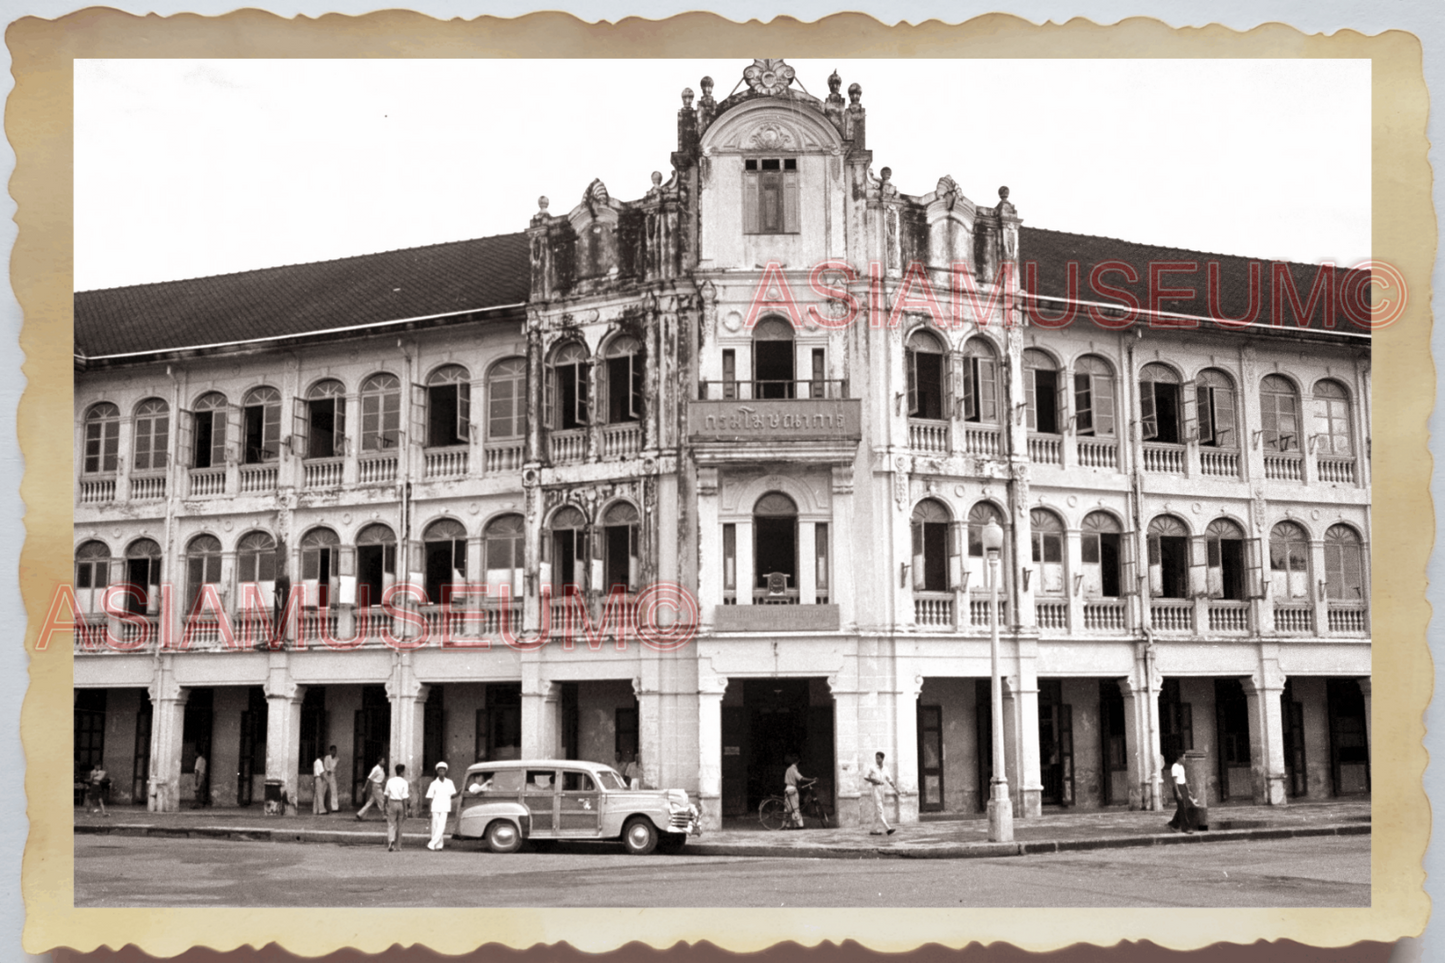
[
  {"xmin": 79, "ymin": 475, "xmax": 117, "ymax": 505},
  {"xmin": 484, "ymin": 441, "xmax": 524, "ymax": 474},
  {"xmin": 1027, "ymin": 434, "xmax": 1062, "ymax": 465},
  {"xmin": 1264, "ymin": 452, "xmax": 1304, "ymax": 482},
  {"xmin": 1142, "ymin": 444, "xmax": 1184, "ymax": 474},
  {"xmin": 1076, "ymin": 438, "xmax": 1118, "ymax": 470},
  {"xmin": 914, "ymin": 593, "xmax": 954, "ymax": 627},
  {"xmin": 358, "ymin": 452, "xmax": 398, "ymax": 485},
  {"xmin": 1327, "ymin": 603, "xmax": 1368, "ymax": 634},
  {"xmin": 1150, "ymin": 599, "xmax": 1193, "ymax": 633},
  {"xmin": 303, "ymin": 457, "xmax": 344, "ymax": 489},
  {"xmin": 1035, "ymin": 598, "xmax": 1068, "ymax": 631},
  {"xmin": 187, "ymin": 467, "xmax": 226, "ymax": 498},
  {"xmin": 130, "ymin": 472, "xmax": 167, "ymax": 501},
  {"xmin": 1273, "ymin": 603, "xmax": 1314, "ymax": 634},
  {"xmin": 424, "ymin": 446, "xmax": 469, "ymax": 480},
  {"xmin": 1083, "ymin": 599, "xmax": 1127, "ymax": 632},
  {"xmin": 688, "ymin": 389, "xmax": 861, "ymax": 465},
  {"xmin": 1199, "ymin": 449, "xmax": 1239, "ymax": 478},
  {"xmin": 1207, "ymin": 600, "xmax": 1250, "ymax": 633},
  {"xmin": 601, "ymin": 423, "xmax": 643, "ymax": 460},
  {"xmin": 422, "ymin": 602, "xmax": 523, "ymax": 641},
  {"xmin": 1317, "ymin": 456, "xmax": 1357, "ymax": 485},
  {"xmin": 960, "ymin": 425, "xmax": 1002, "ymax": 457},
  {"xmin": 968, "ymin": 598, "xmax": 1008, "ymax": 628},
  {"xmin": 908, "ymin": 419, "xmax": 949, "ymax": 453},
  {"xmin": 549, "ymin": 428, "xmax": 587, "ymax": 465},
  {"xmin": 238, "ymin": 463, "xmax": 277, "ymax": 494}
]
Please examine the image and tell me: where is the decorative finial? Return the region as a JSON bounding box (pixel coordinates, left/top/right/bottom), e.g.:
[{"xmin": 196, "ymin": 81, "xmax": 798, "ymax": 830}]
[
  {"xmin": 538, "ymin": 196, "xmax": 549, "ymax": 213},
  {"xmin": 999, "ymin": 186, "xmax": 1010, "ymax": 201},
  {"xmin": 651, "ymin": 171, "xmax": 663, "ymax": 188},
  {"xmin": 700, "ymin": 76, "xmax": 714, "ymax": 94},
  {"xmin": 880, "ymin": 167, "xmax": 892, "ymax": 182},
  {"xmin": 682, "ymin": 87, "xmax": 694, "ymax": 109},
  {"xmin": 848, "ymin": 82, "xmax": 862, "ymax": 104},
  {"xmin": 744, "ymin": 59, "xmax": 797, "ymax": 96},
  {"xmin": 828, "ymin": 69, "xmax": 842, "ymax": 94}
]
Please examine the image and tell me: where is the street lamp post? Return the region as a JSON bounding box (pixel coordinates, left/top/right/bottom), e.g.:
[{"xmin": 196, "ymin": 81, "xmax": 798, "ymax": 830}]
[{"xmin": 982, "ymin": 519, "xmax": 1013, "ymax": 842}]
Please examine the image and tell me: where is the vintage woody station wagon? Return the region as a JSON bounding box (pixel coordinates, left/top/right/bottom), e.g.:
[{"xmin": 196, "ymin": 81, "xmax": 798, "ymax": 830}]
[{"xmin": 455, "ymin": 759, "xmax": 702, "ymax": 855}]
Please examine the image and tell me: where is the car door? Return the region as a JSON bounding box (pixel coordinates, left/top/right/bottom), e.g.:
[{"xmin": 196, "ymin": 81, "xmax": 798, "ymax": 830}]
[
  {"xmin": 521, "ymin": 768, "xmax": 559, "ymax": 835},
  {"xmin": 558, "ymin": 769, "xmax": 602, "ymax": 836}
]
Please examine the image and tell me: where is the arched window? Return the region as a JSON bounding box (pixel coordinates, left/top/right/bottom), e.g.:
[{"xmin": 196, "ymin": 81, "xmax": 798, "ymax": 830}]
[
  {"xmin": 304, "ymin": 380, "xmax": 346, "ymax": 459},
  {"xmin": 355, "ymin": 524, "xmax": 397, "ymax": 607},
  {"xmin": 124, "ymin": 537, "xmax": 163, "ymax": 615},
  {"xmin": 1204, "ymin": 518, "xmax": 1246, "ymax": 600},
  {"xmin": 1030, "ymin": 508, "xmax": 1065, "ymax": 594},
  {"xmin": 1139, "ymin": 364, "xmax": 1182, "ymax": 444},
  {"xmin": 547, "ymin": 506, "xmax": 587, "ymax": 593},
  {"xmin": 906, "ymin": 330, "xmax": 948, "ymax": 421},
  {"xmin": 546, "ymin": 342, "xmax": 590, "ymax": 430},
  {"xmin": 1323, "ymin": 524, "xmax": 1365, "ymax": 600},
  {"xmin": 1147, "ymin": 515, "xmax": 1189, "ymax": 598},
  {"xmin": 242, "ymin": 386, "xmax": 281, "ymax": 463},
  {"xmin": 487, "ymin": 358, "xmax": 526, "ymax": 441},
  {"xmin": 1270, "ymin": 521, "xmax": 1310, "ymax": 599},
  {"xmin": 965, "ymin": 501, "xmax": 1007, "ymax": 590},
  {"xmin": 1312, "ymin": 380, "xmax": 1353, "ymax": 455},
  {"xmin": 484, "ymin": 514, "xmax": 525, "ymax": 594},
  {"xmin": 1022, "ymin": 349, "xmax": 1060, "ymax": 434},
  {"xmin": 190, "ymin": 392, "xmax": 229, "ymax": 469},
  {"xmin": 83, "ymin": 403, "xmax": 120, "ymax": 475},
  {"xmin": 185, "ymin": 534, "xmax": 222, "ymax": 615},
  {"xmin": 74, "ymin": 540, "xmax": 111, "ymax": 615},
  {"xmin": 910, "ymin": 498, "xmax": 953, "ymax": 592},
  {"xmin": 1260, "ymin": 375, "xmax": 1300, "ymax": 452},
  {"xmin": 754, "ymin": 492, "xmax": 798, "ymax": 600},
  {"xmin": 752, "ymin": 317, "xmax": 795, "ymax": 400},
  {"xmin": 602, "ymin": 502, "xmax": 640, "ymax": 593},
  {"xmin": 423, "ymin": 518, "xmax": 467, "ymax": 605},
  {"xmin": 360, "ymin": 373, "xmax": 401, "ymax": 452},
  {"xmin": 1195, "ymin": 368, "xmax": 1237, "ymax": 448},
  {"xmin": 961, "ymin": 339, "xmax": 1000, "ymax": 424},
  {"xmin": 300, "ymin": 527, "xmax": 340, "ymax": 607},
  {"xmin": 236, "ymin": 531, "xmax": 277, "ymax": 585},
  {"xmin": 602, "ymin": 337, "xmax": 643, "ymax": 424},
  {"xmin": 1073, "ymin": 355, "xmax": 1116, "ymax": 437},
  {"xmin": 132, "ymin": 398, "xmax": 170, "ymax": 472},
  {"xmin": 1080, "ymin": 511, "xmax": 1123, "ymax": 598},
  {"xmin": 426, "ymin": 365, "xmax": 471, "ymax": 448}
]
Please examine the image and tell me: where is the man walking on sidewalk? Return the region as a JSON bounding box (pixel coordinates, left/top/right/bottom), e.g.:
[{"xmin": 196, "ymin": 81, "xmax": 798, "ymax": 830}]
[
  {"xmin": 312, "ymin": 754, "xmax": 327, "ymax": 815},
  {"xmin": 384, "ymin": 764, "xmax": 410, "ymax": 851},
  {"xmin": 356, "ymin": 756, "xmax": 386, "ymax": 820},
  {"xmin": 865, "ymin": 751, "xmax": 897, "ymax": 836},
  {"xmin": 323, "ymin": 745, "xmax": 340, "ymax": 813},
  {"xmin": 425, "ymin": 762, "xmax": 458, "ymax": 851}
]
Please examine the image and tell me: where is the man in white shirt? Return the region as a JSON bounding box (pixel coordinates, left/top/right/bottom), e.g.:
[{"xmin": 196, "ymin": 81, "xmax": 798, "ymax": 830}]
[
  {"xmin": 355, "ymin": 756, "xmax": 387, "ymax": 820},
  {"xmin": 323, "ymin": 745, "xmax": 340, "ymax": 813},
  {"xmin": 865, "ymin": 751, "xmax": 898, "ymax": 836},
  {"xmin": 312, "ymin": 755, "xmax": 327, "ymax": 814},
  {"xmin": 383, "ymin": 763, "xmax": 410, "ymax": 851},
  {"xmin": 783, "ymin": 754, "xmax": 806, "ymax": 829},
  {"xmin": 425, "ymin": 761, "xmax": 458, "ymax": 851}
]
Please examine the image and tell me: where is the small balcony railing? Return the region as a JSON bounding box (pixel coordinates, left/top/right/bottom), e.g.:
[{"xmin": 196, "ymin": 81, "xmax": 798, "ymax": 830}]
[
  {"xmin": 421, "ymin": 602, "xmax": 524, "ymax": 640},
  {"xmin": 79, "ymin": 475, "xmax": 117, "ymax": 505},
  {"xmin": 913, "ymin": 592, "xmax": 954, "ymax": 626},
  {"xmin": 1273, "ymin": 603, "xmax": 1314, "ymax": 634},
  {"xmin": 1142, "ymin": 444, "xmax": 1185, "ymax": 474},
  {"xmin": 1150, "ymin": 599, "xmax": 1193, "ymax": 632},
  {"xmin": 1327, "ymin": 603, "xmax": 1368, "ymax": 634},
  {"xmin": 1264, "ymin": 452, "xmax": 1304, "ymax": 481},
  {"xmin": 549, "ymin": 429, "xmax": 587, "ymax": 465},
  {"xmin": 1035, "ymin": 598, "xmax": 1068, "ymax": 631},
  {"xmin": 1199, "ymin": 449, "xmax": 1239, "ymax": 478},
  {"xmin": 1076, "ymin": 438, "xmax": 1118, "ymax": 470},
  {"xmin": 187, "ymin": 467, "xmax": 226, "ymax": 497},
  {"xmin": 484, "ymin": 441, "xmax": 524, "ymax": 473},
  {"xmin": 908, "ymin": 419, "xmax": 949, "ymax": 453},
  {"xmin": 424, "ymin": 446, "xmax": 469, "ymax": 479},
  {"xmin": 700, "ymin": 379, "xmax": 847, "ymax": 401},
  {"xmin": 1027, "ymin": 434, "xmax": 1062, "ymax": 465},
  {"xmin": 1083, "ymin": 599, "xmax": 1127, "ymax": 631},
  {"xmin": 239, "ymin": 463, "xmax": 278, "ymax": 493},
  {"xmin": 961, "ymin": 425, "xmax": 1001, "ymax": 456},
  {"xmin": 1207, "ymin": 600, "xmax": 1250, "ymax": 633},
  {"xmin": 601, "ymin": 423, "xmax": 643, "ymax": 460},
  {"xmin": 1317, "ymin": 456, "xmax": 1357, "ymax": 484},
  {"xmin": 358, "ymin": 452, "xmax": 398, "ymax": 485},
  {"xmin": 968, "ymin": 598, "xmax": 1008, "ymax": 628},
  {"xmin": 130, "ymin": 472, "xmax": 167, "ymax": 501},
  {"xmin": 303, "ymin": 458, "xmax": 344, "ymax": 489}
]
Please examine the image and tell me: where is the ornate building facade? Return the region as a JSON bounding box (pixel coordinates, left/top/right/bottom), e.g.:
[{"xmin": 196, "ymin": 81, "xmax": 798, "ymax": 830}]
[{"xmin": 73, "ymin": 60, "xmax": 1371, "ymax": 828}]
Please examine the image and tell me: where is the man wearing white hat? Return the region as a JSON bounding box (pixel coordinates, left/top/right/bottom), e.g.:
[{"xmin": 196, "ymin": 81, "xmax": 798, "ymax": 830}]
[{"xmin": 425, "ymin": 761, "xmax": 458, "ymax": 851}]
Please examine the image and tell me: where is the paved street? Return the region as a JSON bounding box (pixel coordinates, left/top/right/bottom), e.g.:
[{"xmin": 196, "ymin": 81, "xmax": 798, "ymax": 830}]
[{"xmin": 75, "ymin": 833, "xmax": 1368, "ymax": 908}]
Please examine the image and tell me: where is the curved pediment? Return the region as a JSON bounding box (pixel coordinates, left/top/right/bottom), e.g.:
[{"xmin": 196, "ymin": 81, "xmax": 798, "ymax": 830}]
[{"xmin": 700, "ymin": 99, "xmax": 844, "ymax": 155}]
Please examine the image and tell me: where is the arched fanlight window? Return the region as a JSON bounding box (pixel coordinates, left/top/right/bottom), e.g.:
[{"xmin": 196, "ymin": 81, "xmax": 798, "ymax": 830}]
[
  {"xmin": 83, "ymin": 403, "xmax": 120, "ymax": 475},
  {"xmin": 964, "ymin": 501, "xmax": 1007, "ymax": 592},
  {"xmin": 1323, "ymin": 524, "xmax": 1365, "ymax": 600},
  {"xmin": 1080, "ymin": 511, "xmax": 1123, "ymax": 597},
  {"xmin": 960, "ymin": 339, "xmax": 1000, "ymax": 424},
  {"xmin": 487, "ymin": 358, "xmax": 527, "ymax": 441},
  {"xmin": 1073, "ymin": 356, "xmax": 1115, "ymax": 437},
  {"xmin": 355, "ymin": 524, "xmax": 397, "ymax": 608},
  {"xmin": 75, "ymin": 540, "xmax": 111, "ymax": 616},
  {"xmin": 132, "ymin": 398, "xmax": 170, "ymax": 472},
  {"xmin": 185, "ymin": 534, "xmax": 223, "ymax": 614},
  {"xmin": 1204, "ymin": 518, "xmax": 1246, "ymax": 600},
  {"xmin": 1139, "ymin": 363, "xmax": 1182, "ymax": 444},
  {"xmin": 1195, "ymin": 368, "xmax": 1237, "ymax": 448},
  {"xmin": 1312, "ymin": 380, "xmax": 1354, "ymax": 455},
  {"xmin": 426, "ymin": 365, "xmax": 471, "ymax": 449},
  {"xmin": 547, "ymin": 505, "xmax": 588, "ymax": 592},
  {"xmin": 910, "ymin": 498, "xmax": 954, "ymax": 592},
  {"xmin": 1270, "ymin": 521, "xmax": 1310, "ymax": 599},
  {"xmin": 1030, "ymin": 508, "xmax": 1065, "ymax": 594},
  {"xmin": 1022, "ymin": 350, "xmax": 1060, "ymax": 434},
  {"xmin": 752, "ymin": 317, "xmax": 796, "ymax": 400},
  {"xmin": 1146, "ymin": 514, "xmax": 1189, "ymax": 598},
  {"xmin": 236, "ymin": 531, "xmax": 277, "ymax": 584},
  {"xmin": 602, "ymin": 337, "xmax": 643, "ymax": 425},
  {"xmin": 242, "ymin": 387, "xmax": 282, "ymax": 464},
  {"xmin": 124, "ymin": 538, "xmax": 163, "ymax": 616},
  {"xmin": 422, "ymin": 518, "xmax": 468, "ymax": 605},
  {"xmin": 906, "ymin": 330, "xmax": 948, "ymax": 421},
  {"xmin": 303, "ymin": 380, "xmax": 347, "ymax": 459},
  {"xmin": 547, "ymin": 342, "xmax": 591, "ymax": 431},
  {"xmin": 189, "ymin": 392, "xmax": 229, "ymax": 469},
  {"xmin": 300, "ymin": 527, "xmax": 340, "ymax": 607},
  {"xmin": 360, "ymin": 373, "xmax": 401, "ymax": 452},
  {"xmin": 1260, "ymin": 375, "xmax": 1300, "ymax": 452},
  {"xmin": 753, "ymin": 492, "xmax": 798, "ymax": 598},
  {"xmin": 602, "ymin": 501, "xmax": 641, "ymax": 592},
  {"xmin": 484, "ymin": 514, "xmax": 525, "ymax": 594}
]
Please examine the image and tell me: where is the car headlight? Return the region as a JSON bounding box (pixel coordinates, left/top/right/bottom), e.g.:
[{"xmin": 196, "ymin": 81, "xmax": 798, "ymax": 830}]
[{"xmin": 666, "ymin": 789, "xmax": 690, "ymax": 811}]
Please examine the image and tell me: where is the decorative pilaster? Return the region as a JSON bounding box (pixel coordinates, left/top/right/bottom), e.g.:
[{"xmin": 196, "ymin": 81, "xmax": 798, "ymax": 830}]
[
  {"xmin": 520, "ymin": 673, "xmax": 559, "ymax": 760},
  {"xmin": 146, "ymin": 658, "xmax": 189, "ymax": 813},
  {"xmin": 387, "ymin": 653, "xmax": 429, "ymax": 796},
  {"xmin": 1004, "ymin": 667, "xmax": 1043, "ymax": 818},
  {"xmin": 891, "ymin": 673, "xmax": 925, "ymax": 825},
  {"xmin": 263, "ymin": 655, "xmax": 305, "ymax": 813},
  {"xmin": 697, "ymin": 662, "xmax": 728, "ymax": 831},
  {"xmin": 1243, "ymin": 659, "xmax": 1289, "ymax": 805}
]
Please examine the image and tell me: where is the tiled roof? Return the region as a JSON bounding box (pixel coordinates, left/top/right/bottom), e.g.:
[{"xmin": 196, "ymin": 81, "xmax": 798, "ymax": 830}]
[
  {"xmin": 74, "ymin": 232, "xmax": 531, "ymax": 358},
  {"xmin": 1019, "ymin": 226, "xmax": 1370, "ymax": 337}
]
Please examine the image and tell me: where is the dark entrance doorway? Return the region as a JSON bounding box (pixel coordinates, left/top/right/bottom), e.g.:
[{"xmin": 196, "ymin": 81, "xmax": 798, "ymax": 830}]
[
  {"xmin": 476, "ymin": 684, "xmax": 522, "ymax": 762},
  {"xmin": 916, "ymin": 704, "xmax": 943, "ymax": 812},
  {"xmin": 1038, "ymin": 679, "xmax": 1074, "ymax": 806},
  {"xmin": 181, "ymin": 687, "xmax": 213, "ymax": 807},
  {"xmin": 237, "ymin": 686, "xmax": 267, "ymax": 806},
  {"xmin": 720, "ymin": 678, "xmax": 834, "ymax": 818},
  {"xmin": 1282, "ymin": 678, "xmax": 1308, "ymax": 797},
  {"xmin": 352, "ymin": 685, "xmax": 389, "ymax": 801},
  {"xmin": 1327, "ymin": 678, "xmax": 1369, "ymax": 796}
]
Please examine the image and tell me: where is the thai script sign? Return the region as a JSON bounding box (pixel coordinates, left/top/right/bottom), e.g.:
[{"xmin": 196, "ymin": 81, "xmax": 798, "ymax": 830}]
[{"xmin": 687, "ymin": 399, "xmax": 862, "ymax": 442}]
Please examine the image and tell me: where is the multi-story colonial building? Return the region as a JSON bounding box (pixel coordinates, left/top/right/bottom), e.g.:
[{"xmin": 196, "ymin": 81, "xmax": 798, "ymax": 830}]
[{"xmin": 73, "ymin": 59, "xmax": 1371, "ymax": 829}]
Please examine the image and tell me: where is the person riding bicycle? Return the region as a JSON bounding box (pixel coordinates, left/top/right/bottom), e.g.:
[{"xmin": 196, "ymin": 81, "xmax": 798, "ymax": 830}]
[{"xmin": 783, "ymin": 753, "xmax": 808, "ymax": 830}]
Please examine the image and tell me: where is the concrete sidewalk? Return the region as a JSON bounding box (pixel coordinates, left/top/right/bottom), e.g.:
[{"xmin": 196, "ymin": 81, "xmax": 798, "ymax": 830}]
[{"xmin": 73, "ymin": 799, "xmax": 1370, "ymax": 860}]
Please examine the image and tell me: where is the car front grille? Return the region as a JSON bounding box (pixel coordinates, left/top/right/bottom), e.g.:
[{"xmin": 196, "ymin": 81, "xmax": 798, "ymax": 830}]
[{"xmin": 669, "ymin": 812, "xmax": 692, "ymax": 830}]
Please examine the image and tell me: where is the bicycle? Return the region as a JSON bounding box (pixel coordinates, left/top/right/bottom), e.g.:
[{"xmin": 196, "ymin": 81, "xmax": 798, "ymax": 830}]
[{"xmin": 759, "ymin": 777, "xmax": 831, "ymax": 830}]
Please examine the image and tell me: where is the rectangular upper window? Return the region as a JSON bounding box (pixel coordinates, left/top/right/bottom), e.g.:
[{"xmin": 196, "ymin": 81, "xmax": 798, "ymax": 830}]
[{"xmin": 743, "ymin": 157, "xmax": 800, "ymax": 234}]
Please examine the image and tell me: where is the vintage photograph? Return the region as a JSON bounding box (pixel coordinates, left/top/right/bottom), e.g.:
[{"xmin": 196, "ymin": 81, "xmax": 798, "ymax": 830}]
[{"xmin": 68, "ymin": 56, "xmax": 1374, "ymax": 909}]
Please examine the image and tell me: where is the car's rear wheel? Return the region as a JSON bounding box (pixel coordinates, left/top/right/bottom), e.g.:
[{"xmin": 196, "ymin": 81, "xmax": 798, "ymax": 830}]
[
  {"xmin": 759, "ymin": 797, "xmax": 786, "ymax": 831},
  {"xmin": 485, "ymin": 819, "xmax": 523, "ymax": 854},
  {"xmin": 656, "ymin": 832, "xmax": 687, "ymax": 855},
  {"xmin": 622, "ymin": 817, "xmax": 658, "ymax": 855}
]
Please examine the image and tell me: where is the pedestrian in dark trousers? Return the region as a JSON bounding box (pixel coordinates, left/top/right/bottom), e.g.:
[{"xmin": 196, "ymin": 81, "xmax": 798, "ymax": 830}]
[
  {"xmin": 384, "ymin": 763, "xmax": 410, "ymax": 851},
  {"xmin": 1166, "ymin": 750, "xmax": 1198, "ymax": 834}
]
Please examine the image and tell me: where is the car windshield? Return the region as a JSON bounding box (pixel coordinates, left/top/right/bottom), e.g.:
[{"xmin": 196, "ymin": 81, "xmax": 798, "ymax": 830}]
[{"xmin": 594, "ymin": 769, "xmax": 627, "ymax": 790}]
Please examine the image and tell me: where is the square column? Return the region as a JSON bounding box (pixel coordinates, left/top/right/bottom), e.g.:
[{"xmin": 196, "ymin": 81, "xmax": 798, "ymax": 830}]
[
  {"xmin": 1243, "ymin": 663, "xmax": 1288, "ymax": 805},
  {"xmin": 829, "ymin": 673, "xmax": 865, "ymax": 828},
  {"xmin": 387, "ymin": 653, "xmax": 429, "ymax": 795},
  {"xmin": 1120, "ymin": 673, "xmax": 1163, "ymax": 811},
  {"xmin": 1003, "ymin": 669, "xmax": 1042, "ymax": 818},
  {"xmin": 891, "ymin": 671, "xmax": 922, "ymax": 825},
  {"xmin": 146, "ymin": 659, "xmax": 188, "ymax": 813},
  {"xmin": 829, "ymin": 466, "xmax": 855, "ymax": 626},
  {"xmin": 263, "ymin": 658, "xmax": 306, "ymax": 812},
  {"xmin": 521, "ymin": 677, "xmax": 560, "ymax": 759},
  {"xmin": 697, "ymin": 670, "xmax": 727, "ymax": 831},
  {"xmin": 634, "ymin": 675, "xmax": 663, "ymax": 791}
]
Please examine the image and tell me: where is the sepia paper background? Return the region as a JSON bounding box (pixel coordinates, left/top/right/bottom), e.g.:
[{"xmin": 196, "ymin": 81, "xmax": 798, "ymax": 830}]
[{"xmin": 11, "ymin": 9, "xmax": 1433, "ymax": 957}]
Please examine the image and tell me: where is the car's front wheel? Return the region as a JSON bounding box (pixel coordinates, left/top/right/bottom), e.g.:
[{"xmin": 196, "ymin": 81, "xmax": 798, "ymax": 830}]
[
  {"xmin": 622, "ymin": 817, "xmax": 659, "ymax": 855},
  {"xmin": 485, "ymin": 819, "xmax": 524, "ymax": 854}
]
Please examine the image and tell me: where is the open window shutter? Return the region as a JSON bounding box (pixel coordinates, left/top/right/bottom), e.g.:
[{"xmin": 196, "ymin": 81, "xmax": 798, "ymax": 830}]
[
  {"xmin": 1139, "ymin": 383, "xmax": 1158, "ymax": 441},
  {"xmin": 263, "ymin": 400, "xmax": 281, "ymax": 459},
  {"xmin": 544, "ymin": 367, "xmax": 556, "ymax": 430},
  {"xmin": 906, "ymin": 352, "xmax": 919, "ymax": 416},
  {"xmin": 1188, "ymin": 535, "xmax": 1209, "ymax": 597},
  {"xmin": 584, "ymin": 528, "xmax": 600, "ymax": 594},
  {"xmin": 1095, "ymin": 376, "xmax": 1116, "ymax": 436},
  {"xmin": 334, "ymin": 397, "xmax": 348, "ymax": 455},
  {"xmin": 1073, "ymin": 373, "xmax": 1093, "ymax": 434},
  {"xmin": 1215, "ymin": 388, "xmax": 1236, "ymax": 448},
  {"xmin": 961, "ymin": 357, "xmax": 977, "ymax": 420},
  {"xmin": 1191, "ymin": 384, "xmax": 1210, "ymax": 444},
  {"xmin": 911, "ymin": 520, "xmax": 926, "ymax": 590},
  {"xmin": 947, "ymin": 521, "xmax": 963, "ymax": 589},
  {"xmin": 628, "ymin": 525, "xmax": 639, "ymax": 592},
  {"xmin": 1023, "ymin": 367, "xmax": 1037, "ymax": 430},
  {"xmin": 742, "ymin": 173, "xmax": 760, "ymax": 234},
  {"xmin": 457, "ymin": 382, "xmax": 472, "ymax": 442},
  {"xmin": 940, "ymin": 352, "xmax": 953, "ymax": 417},
  {"xmin": 1147, "ymin": 535, "xmax": 1163, "ymax": 596},
  {"xmin": 576, "ymin": 363, "xmax": 591, "ymax": 425},
  {"xmin": 178, "ymin": 410, "xmax": 195, "ymax": 469},
  {"xmin": 410, "ymin": 383, "xmax": 429, "ymax": 448},
  {"xmin": 1121, "ymin": 533, "xmax": 1138, "ymax": 595},
  {"xmin": 292, "ymin": 399, "xmax": 310, "ymax": 457},
  {"xmin": 1246, "ymin": 537, "xmax": 1264, "ymax": 598},
  {"xmin": 978, "ymin": 358, "xmax": 998, "ymax": 422},
  {"xmin": 630, "ymin": 354, "xmax": 643, "ymax": 419},
  {"xmin": 1323, "ymin": 543, "xmax": 1342, "ymax": 600},
  {"xmin": 783, "ymin": 170, "xmax": 800, "ymax": 233},
  {"xmin": 222, "ymin": 407, "xmax": 241, "ymax": 465}
]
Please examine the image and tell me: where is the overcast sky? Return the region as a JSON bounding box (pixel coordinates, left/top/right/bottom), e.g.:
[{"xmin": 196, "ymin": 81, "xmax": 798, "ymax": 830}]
[{"xmin": 73, "ymin": 58, "xmax": 1371, "ymax": 292}]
